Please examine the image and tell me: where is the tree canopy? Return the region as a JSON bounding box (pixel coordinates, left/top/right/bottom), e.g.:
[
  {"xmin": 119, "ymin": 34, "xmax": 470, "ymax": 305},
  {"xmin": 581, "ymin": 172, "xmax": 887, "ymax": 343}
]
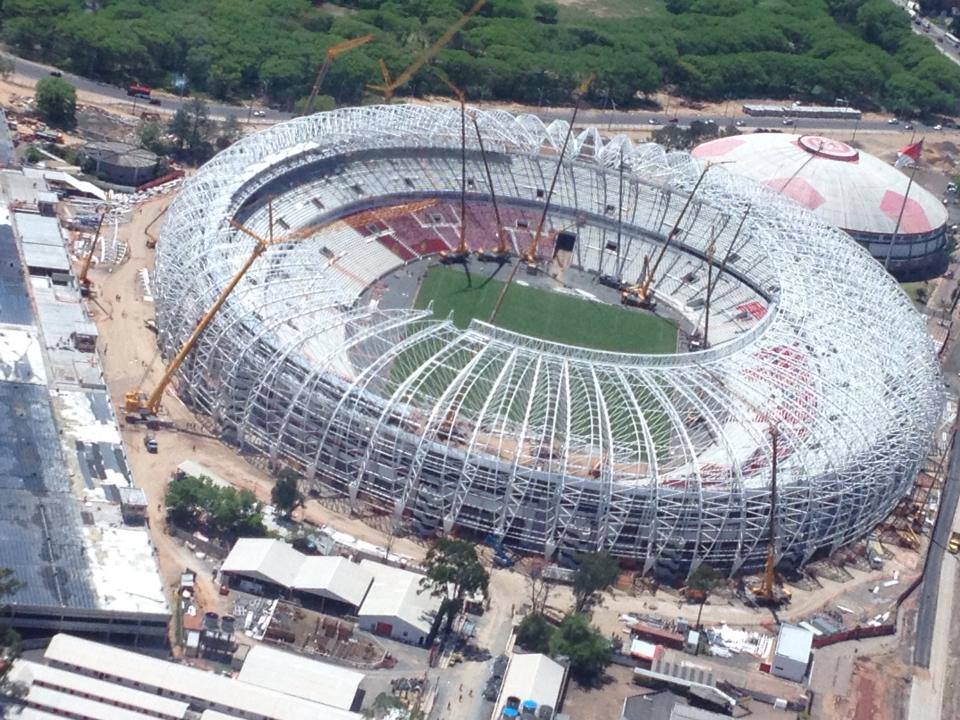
[
  {"xmin": 271, "ymin": 469, "xmax": 304, "ymax": 517},
  {"xmin": 1, "ymin": 0, "xmax": 956, "ymax": 117},
  {"xmin": 421, "ymin": 537, "xmax": 489, "ymax": 633},
  {"xmin": 549, "ymin": 613, "xmax": 612, "ymax": 685},
  {"xmin": 516, "ymin": 612, "xmax": 554, "ymax": 654},
  {"xmin": 34, "ymin": 76, "xmax": 76, "ymax": 127},
  {"xmin": 165, "ymin": 474, "xmax": 265, "ymax": 541},
  {"xmin": 572, "ymin": 551, "xmax": 620, "ymax": 614}
]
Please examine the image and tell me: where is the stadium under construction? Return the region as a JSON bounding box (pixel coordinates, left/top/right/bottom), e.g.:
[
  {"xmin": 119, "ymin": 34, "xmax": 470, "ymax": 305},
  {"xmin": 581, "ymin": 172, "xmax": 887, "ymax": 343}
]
[{"xmin": 153, "ymin": 105, "xmax": 942, "ymax": 580}]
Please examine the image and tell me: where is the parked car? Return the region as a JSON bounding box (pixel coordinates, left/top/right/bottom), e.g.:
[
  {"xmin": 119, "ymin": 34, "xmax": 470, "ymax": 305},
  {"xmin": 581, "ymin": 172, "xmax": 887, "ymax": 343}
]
[
  {"xmin": 252, "ymin": 109, "xmax": 266, "ymax": 117},
  {"xmin": 144, "ymin": 434, "xmax": 158, "ymax": 453},
  {"xmin": 49, "ymin": 70, "xmax": 62, "ymax": 77}
]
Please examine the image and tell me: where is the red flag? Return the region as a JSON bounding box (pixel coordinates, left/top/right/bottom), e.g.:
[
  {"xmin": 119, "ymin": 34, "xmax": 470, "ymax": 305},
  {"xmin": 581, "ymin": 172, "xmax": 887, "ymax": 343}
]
[{"xmin": 895, "ymin": 139, "xmax": 923, "ymax": 167}]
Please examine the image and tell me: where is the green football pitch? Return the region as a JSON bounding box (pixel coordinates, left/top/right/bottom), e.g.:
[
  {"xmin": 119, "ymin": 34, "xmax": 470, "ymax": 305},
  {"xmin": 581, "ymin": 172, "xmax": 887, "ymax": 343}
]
[{"xmin": 413, "ymin": 266, "xmax": 677, "ymax": 354}]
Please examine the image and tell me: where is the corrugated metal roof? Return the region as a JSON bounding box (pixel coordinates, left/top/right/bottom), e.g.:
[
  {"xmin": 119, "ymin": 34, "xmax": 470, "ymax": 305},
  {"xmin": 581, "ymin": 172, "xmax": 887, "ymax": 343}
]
[
  {"xmin": 44, "ymin": 634, "xmax": 363, "ymax": 720},
  {"xmin": 775, "ymin": 623, "xmax": 813, "ymax": 663},
  {"xmin": 357, "ymin": 560, "xmax": 440, "ymax": 636},
  {"xmin": 692, "ymin": 133, "xmax": 947, "ymax": 237},
  {"xmin": 237, "ymin": 644, "xmax": 363, "ymax": 710},
  {"xmin": 222, "ymin": 538, "xmax": 373, "ymax": 607},
  {"xmin": 497, "ymin": 653, "xmax": 566, "ymax": 714}
]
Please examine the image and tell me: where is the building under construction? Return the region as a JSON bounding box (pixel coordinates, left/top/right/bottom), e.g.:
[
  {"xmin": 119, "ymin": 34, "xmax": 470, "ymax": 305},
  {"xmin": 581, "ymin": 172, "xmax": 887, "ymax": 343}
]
[{"xmin": 153, "ymin": 105, "xmax": 942, "ymax": 580}]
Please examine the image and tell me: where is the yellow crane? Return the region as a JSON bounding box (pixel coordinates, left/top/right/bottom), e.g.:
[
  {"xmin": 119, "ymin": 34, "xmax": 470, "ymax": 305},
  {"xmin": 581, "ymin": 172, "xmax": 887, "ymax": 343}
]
[
  {"xmin": 487, "ymin": 73, "xmax": 593, "ymax": 323},
  {"xmin": 750, "ymin": 425, "xmax": 791, "ymax": 607},
  {"xmin": 78, "ymin": 210, "xmax": 106, "ymax": 297},
  {"xmin": 302, "ymin": 34, "xmax": 375, "ymax": 116},
  {"xmin": 124, "ymin": 200, "xmax": 283, "ymax": 423},
  {"xmin": 369, "ymin": 0, "xmax": 487, "ymax": 101}
]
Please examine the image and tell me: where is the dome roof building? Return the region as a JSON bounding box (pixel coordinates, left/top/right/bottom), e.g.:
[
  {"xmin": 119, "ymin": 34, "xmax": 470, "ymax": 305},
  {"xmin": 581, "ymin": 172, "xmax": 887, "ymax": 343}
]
[{"xmin": 692, "ymin": 133, "xmax": 948, "ymax": 279}]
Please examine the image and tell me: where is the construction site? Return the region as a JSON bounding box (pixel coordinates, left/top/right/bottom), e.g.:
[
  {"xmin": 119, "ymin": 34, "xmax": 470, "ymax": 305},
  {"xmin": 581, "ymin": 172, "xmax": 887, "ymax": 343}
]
[{"xmin": 2, "ymin": 5, "xmax": 960, "ymax": 718}]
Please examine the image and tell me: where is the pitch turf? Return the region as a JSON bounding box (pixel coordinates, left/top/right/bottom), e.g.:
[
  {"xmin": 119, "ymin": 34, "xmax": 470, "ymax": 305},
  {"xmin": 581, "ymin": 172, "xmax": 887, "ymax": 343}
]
[{"xmin": 414, "ymin": 266, "xmax": 677, "ymax": 354}]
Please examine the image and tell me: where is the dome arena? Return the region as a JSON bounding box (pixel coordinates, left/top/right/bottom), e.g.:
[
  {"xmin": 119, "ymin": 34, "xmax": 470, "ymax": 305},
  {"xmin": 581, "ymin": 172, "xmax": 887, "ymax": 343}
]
[
  {"xmin": 693, "ymin": 132, "xmax": 949, "ymax": 280},
  {"xmin": 154, "ymin": 105, "xmax": 942, "ymax": 580}
]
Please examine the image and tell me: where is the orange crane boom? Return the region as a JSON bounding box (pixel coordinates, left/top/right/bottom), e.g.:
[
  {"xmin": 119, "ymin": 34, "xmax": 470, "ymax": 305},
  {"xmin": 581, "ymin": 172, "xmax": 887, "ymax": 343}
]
[
  {"xmin": 303, "ymin": 34, "xmax": 375, "ymax": 116},
  {"xmin": 370, "ymin": 0, "xmax": 487, "ymax": 101}
]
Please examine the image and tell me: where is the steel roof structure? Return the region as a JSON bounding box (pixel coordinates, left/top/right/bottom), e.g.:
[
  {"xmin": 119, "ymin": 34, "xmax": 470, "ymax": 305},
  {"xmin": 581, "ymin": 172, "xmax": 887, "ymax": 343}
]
[{"xmin": 154, "ymin": 105, "xmax": 942, "ymax": 579}]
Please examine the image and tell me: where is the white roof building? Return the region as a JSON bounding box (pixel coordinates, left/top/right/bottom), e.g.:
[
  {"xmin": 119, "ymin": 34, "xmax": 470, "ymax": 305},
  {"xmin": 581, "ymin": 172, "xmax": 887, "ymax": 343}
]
[
  {"xmin": 692, "ymin": 132, "xmax": 948, "ymax": 277},
  {"xmin": 494, "ymin": 652, "xmax": 567, "ymax": 719},
  {"xmin": 41, "ymin": 633, "xmax": 362, "ymax": 720},
  {"xmin": 771, "ymin": 623, "xmax": 814, "ymax": 683},
  {"xmin": 356, "ymin": 560, "xmax": 441, "ymax": 644},
  {"xmin": 236, "ymin": 644, "xmax": 364, "ymax": 710},
  {"xmin": 221, "ymin": 538, "xmax": 373, "ymax": 608}
]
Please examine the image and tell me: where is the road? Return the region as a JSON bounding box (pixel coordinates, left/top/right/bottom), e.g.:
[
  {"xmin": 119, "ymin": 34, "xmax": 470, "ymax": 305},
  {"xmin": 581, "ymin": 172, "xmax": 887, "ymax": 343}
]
[
  {"xmin": 1, "ymin": 48, "xmax": 947, "ymax": 134},
  {"xmin": 889, "ymin": 1, "xmax": 960, "ymax": 66},
  {"xmin": 913, "ymin": 411, "xmax": 959, "ymax": 669}
]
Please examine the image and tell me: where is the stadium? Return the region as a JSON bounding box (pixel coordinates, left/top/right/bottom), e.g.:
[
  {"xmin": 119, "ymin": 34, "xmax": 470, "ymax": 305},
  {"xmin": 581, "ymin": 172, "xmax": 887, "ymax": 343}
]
[
  {"xmin": 693, "ymin": 133, "xmax": 950, "ymax": 280},
  {"xmin": 154, "ymin": 105, "xmax": 942, "ymax": 580}
]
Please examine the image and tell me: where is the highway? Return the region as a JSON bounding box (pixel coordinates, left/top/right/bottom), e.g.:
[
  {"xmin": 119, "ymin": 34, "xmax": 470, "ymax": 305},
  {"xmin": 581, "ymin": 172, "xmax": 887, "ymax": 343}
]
[{"xmin": 0, "ymin": 49, "xmax": 943, "ymax": 135}]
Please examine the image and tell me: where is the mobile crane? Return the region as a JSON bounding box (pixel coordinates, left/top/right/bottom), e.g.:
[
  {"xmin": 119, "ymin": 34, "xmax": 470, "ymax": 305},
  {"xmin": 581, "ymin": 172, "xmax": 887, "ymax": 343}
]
[
  {"xmin": 436, "ymin": 75, "xmax": 471, "ymax": 266},
  {"xmin": 78, "ymin": 210, "xmax": 106, "ymax": 297},
  {"xmin": 621, "ymin": 162, "xmax": 718, "ymax": 310},
  {"xmin": 748, "ymin": 425, "xmax": 791, "ymax": 607},
  {"xmin": 302, "ymin": 35, "xmax": 375, "ymax": 116}
]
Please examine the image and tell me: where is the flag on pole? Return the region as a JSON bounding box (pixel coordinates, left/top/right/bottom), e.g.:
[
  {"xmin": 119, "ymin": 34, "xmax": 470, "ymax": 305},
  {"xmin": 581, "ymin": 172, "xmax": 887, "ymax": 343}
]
[{"xmin": 895, "ymin": 139, "xmax": 923, "ymax": 168}]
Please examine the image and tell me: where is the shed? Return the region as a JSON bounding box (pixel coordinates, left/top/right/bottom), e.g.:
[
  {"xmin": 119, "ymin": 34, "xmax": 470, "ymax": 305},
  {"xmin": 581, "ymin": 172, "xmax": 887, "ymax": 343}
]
[
  {"xmin": 237, "ymin": 644, "xmax": 364, "ymax": 711},
  {"xmin": 118, "ymin": 487, "xmax": 148, "ymax": 524},
  {"xmin": 495, "ymin": 652, "xmax": 567, "ymax": 720},
  {"xmin": 356, "ymin": 560, "xmax": 440, "ymax": 646},
  {"xmin": 771, "ymin": 624, "xmax": 813, "ymax": 683}
]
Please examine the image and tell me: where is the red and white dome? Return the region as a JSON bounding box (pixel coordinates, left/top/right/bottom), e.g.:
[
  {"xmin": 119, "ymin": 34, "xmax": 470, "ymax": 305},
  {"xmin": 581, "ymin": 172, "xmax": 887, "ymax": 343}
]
[{"xmin": 692, "ymin": 133, "xmax": 947, "ymax": 238}]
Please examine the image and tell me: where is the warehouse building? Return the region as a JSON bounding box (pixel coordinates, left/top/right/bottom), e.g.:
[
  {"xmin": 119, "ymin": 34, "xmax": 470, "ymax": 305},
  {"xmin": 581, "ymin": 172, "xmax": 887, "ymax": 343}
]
[
  {"xmin": 24, "ymin": 633, "xmax": 363, "ymax": 720},
  {"xmin": 771, "ymin": 624, "xmax": 814, "ymax": 683},
  {"xmin": 236, "ymin": 643, "xmax": 364, "ymax": 711},
  {"xmin": 80, "ymin": 141, "xmax": 160, "ymax": 187},
  {"xmin": 220, "ymin": 537, "xmax": 373, "ymax": 612},
  {"xmin": 493, "ymin": 652, "xmax": 568, "ymax": 720},
  {"xmin": 356, "ymin": 560, "xmax": 441, "ymax": 646}
]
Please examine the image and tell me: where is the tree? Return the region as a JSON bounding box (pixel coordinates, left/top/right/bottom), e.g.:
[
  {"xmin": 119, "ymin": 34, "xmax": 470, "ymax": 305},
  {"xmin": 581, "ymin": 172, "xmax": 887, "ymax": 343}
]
[
  {"xmin": 516, "ymin": 612, "xmax": 554, "ymax": 653},
  {"xmin": 549, "ymin": 613, "xmax": 612, "ymax": 685},
  {"xmin": 164, "ymin": 474, "xmax": 265, "ymax": 541},
  {"xmin": 527, "ymin": 560, "xmax": 553, "ymax": 615},
  {"xmin": 215, "ymin": 114, "xmax": 241, "ymax": 150},
  {"xmin": 421, "ymin": 538, "xmax": 489, "ymax": 633},
  {"xmin": 34, "ymin": 76, "xmax": 76, "ymax": 127},
  {"xmin": 168, "ymin": 98, "xmax": 212, "ymax": 161},
  {"xmin": 138, "ymin": 120, "xmax": 167, "ymax": 155},
  {"xmin": 534, "ymin": 2, "xmax": 558, "ymax": 23},
  {"xmin": 271, "ymin": 469, "xmax": 304, "ymax": 517},
  {"xmin": 687, "ymin": 563, "xmax": 722, "ymax": 632},
  {"xmin": 0, "ymin": 57, "xmax": 14, "ymax": 80},
  {"xmin": 572, "ymin": 552, "xmax": 620, "ymax": 614}
]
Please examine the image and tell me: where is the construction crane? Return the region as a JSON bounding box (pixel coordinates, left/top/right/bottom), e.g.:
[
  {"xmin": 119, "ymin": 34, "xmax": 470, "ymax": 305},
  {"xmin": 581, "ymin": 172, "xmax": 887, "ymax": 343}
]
[
  {"xmin": 78, "ymin": 210, "xmax": 106, "ymax": 297},
  {"xmin": 523, "ymin": 73, "xmax": 594, "ymax": 267},
  {"xmin": 302, "ymin": 35, "xmax": 375, "ymax": 116},
  {"xmin": 749, "ymin": 425, "xmax": 791, "ymax": 607},
  {"xmin": 369, "ymin": 0, "xmax": 487, "ymax": 101},
  {"xmin": 487, "ymin": 73, "xmax": 593, "ymax": 323},
  {"xmin": 341, "ymin": 198, "xmax": 438, "ymax": 233},
  {"xmin": 699, "ymin": 205, "xmax": 751, "ymax": 350},
  {"xmin": 621, "ymin": 161, "xmax": 719, "ymax": 311},
  {"xmin": 435, "ymin": 74, "xmax": 471, "ymax": 266},
  {"xmin": 472, "ymin": 111, "xmax": 512, "ymax": 264},
  {"xmin": 124, "ymin": 200, "xmax": 290, "ymax": 423}
]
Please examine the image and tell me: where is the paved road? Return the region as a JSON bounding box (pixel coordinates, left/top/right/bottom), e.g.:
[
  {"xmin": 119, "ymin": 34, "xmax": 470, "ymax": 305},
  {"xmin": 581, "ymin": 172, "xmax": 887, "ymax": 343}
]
[
  {"xmin": 2, "ymin": 49, "xmax": 948, "ymax": 134},
  {"xmin": 890, "ymin": 1, "xmax": 960, "ymax": 66},
  {"xmin": 913, "ymin": 411, "xmax": 960, "ymax": 668}
]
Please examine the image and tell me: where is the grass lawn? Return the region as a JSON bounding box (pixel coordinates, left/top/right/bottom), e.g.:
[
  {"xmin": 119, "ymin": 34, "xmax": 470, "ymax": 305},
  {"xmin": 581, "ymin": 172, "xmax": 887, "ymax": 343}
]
[
  {"xmin": 901, "ymin": 281, "xmax": 930, "ymax": 305},
  {"xmin": 414, "ymin": 266, "xmax": 677, "ymax": 354}
]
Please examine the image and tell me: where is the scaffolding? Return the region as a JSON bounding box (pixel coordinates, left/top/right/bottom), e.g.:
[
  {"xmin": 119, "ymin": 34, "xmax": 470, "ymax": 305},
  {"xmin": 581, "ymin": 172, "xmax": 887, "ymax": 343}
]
[{"xmin": 153, "ymin": 105, "xmax": 943, "ymax": 581}]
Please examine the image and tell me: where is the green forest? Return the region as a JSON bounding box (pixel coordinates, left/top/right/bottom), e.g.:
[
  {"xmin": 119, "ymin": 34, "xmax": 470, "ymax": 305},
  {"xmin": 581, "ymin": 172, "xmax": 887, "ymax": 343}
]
[{"xmin": 2, "ymin": 0, "xmax": 958, "ymax": 117}]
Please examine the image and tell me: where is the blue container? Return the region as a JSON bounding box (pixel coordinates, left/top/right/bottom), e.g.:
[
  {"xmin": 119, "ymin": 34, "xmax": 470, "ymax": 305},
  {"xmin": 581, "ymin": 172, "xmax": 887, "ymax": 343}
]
[{"xmin": 503, "ymin": 708, "xmax": 520, "ymax": 718}]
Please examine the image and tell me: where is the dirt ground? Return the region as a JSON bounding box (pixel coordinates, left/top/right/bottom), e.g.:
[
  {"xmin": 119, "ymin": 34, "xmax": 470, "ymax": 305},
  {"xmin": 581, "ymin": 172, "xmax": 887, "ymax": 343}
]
[{"xmin": 81, "ymin": 197, "xmax": 429, "ymax": 629}]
